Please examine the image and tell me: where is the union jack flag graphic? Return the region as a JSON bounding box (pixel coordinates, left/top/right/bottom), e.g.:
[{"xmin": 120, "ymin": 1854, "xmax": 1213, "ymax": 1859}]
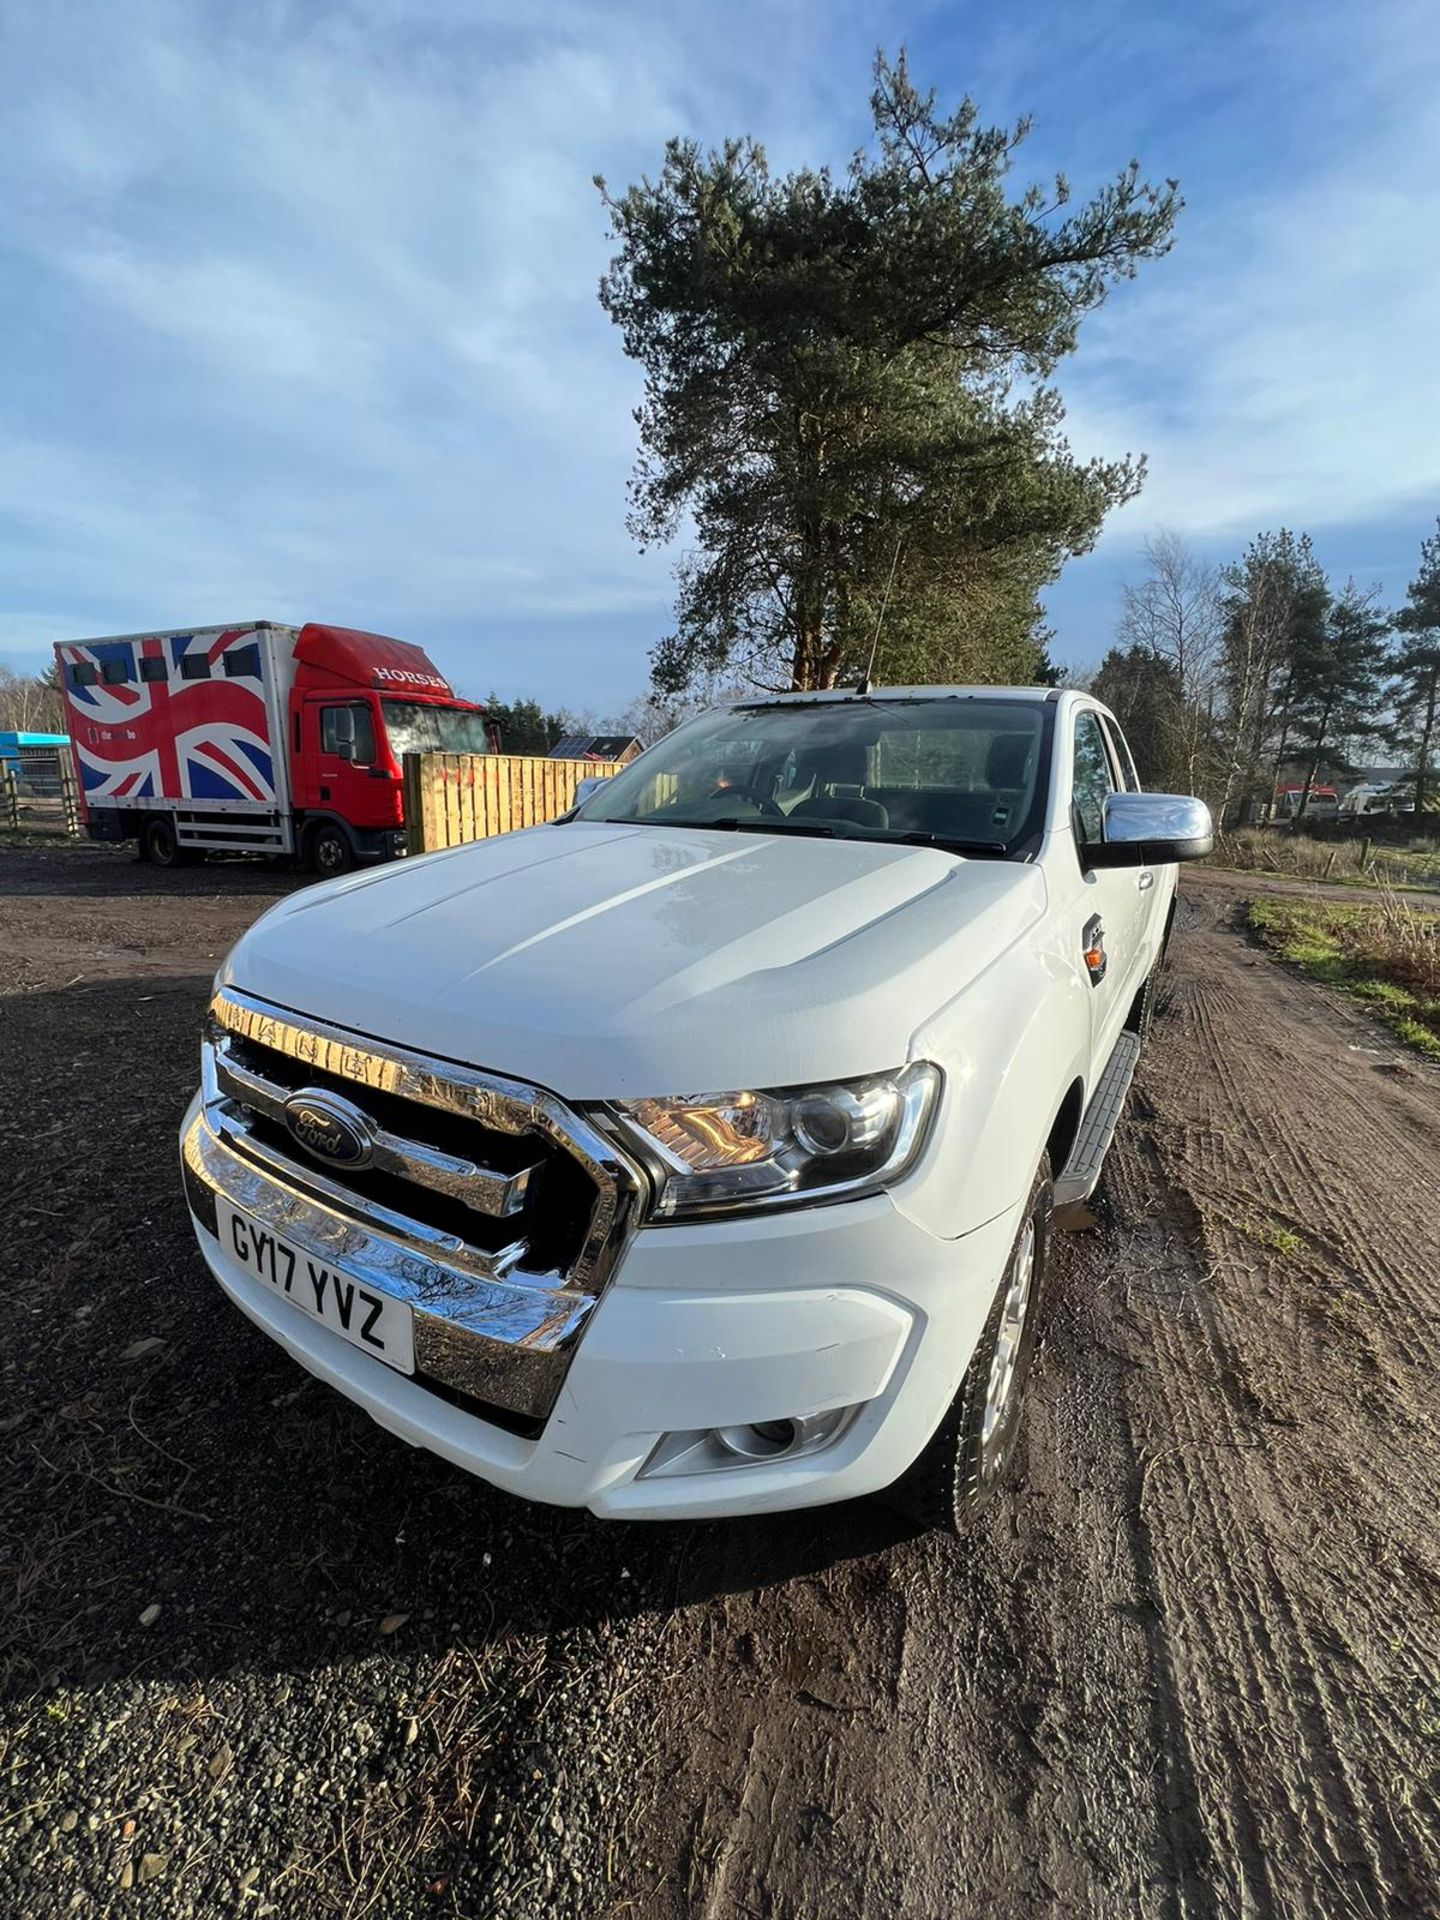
[{"xmin": 60, "ymin": 628, "xmax": 277, "ymax": 805}]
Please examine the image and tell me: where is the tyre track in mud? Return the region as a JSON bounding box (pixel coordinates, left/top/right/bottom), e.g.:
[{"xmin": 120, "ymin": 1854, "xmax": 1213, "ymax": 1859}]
[
  {"xmin": 1106, "ymin": 873, "xmax": 1440, "ymax": 1919},
  {"xmin": 636, "ymin": 873, "xmax": 1440, "ymax": 1920}
]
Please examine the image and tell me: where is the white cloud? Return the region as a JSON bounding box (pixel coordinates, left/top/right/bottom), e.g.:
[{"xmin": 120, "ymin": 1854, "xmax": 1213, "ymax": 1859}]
[
  {"xmin": 1058, "ymin": 3, "xmax": 1440, "ymax": 549},
  {"xmin": 0, "ymin": 0, "xmax": 1437, "ymax": 699}
]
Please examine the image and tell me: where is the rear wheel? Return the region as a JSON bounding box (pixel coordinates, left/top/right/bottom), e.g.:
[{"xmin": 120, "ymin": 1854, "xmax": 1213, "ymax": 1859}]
[
  {"xmin": 306, "ymin": 820, "xmax": 355, "ymax": 878},
  {"xmin": 142, "ymin": 815, "xmax": 191, "ymax": 869},
  {"xmin": 889, "ymin": 1154, "xmax": 1053, "ymax": 1534}
]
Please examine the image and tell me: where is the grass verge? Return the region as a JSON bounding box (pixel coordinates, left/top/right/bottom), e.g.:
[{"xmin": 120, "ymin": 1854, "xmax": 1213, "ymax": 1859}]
[
  {"xmin": 1246, "ymin": 893, "xmax": 1440, "ymax": 1061},
  {"xmin": 1214, "ymin": 828, "xmax": 1440, "ymax": 892}
]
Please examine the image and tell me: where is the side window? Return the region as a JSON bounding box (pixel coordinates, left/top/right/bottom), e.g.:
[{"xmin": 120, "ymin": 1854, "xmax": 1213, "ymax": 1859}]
[
  {"xmin": 320, "ymin": 704, "xmax": 376, "ymax": 763},
  {"xmin": 1071, "ymin": 711, "xmax": 1116, "ymax": 845},
  {"xmin": 101, "ymin": 657, "xmax": 133, "ymax": 685},
  {"xmin": 180, "ymin": 653, "xmax": 211, "ymax": 681},
  {"xmin": 223, "ymin": 645, "xmax": 261, "ymax": 678},
  {"xmin": 1102, "ymin": 716, "xmax": 1141, "ymax": 792},
  {"xmin": 140, "ymin": 657, "xmax": 168, "ymax": 683},
  {"xmin": 69, "ymin": 662, "xmax": 99, "ymax": 688}
]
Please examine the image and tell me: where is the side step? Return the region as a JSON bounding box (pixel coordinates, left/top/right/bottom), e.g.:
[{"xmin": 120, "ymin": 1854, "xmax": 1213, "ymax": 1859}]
[{"xmin": 1053, "ymin": 1031, "xmax": 1142, "ymax": 1208}]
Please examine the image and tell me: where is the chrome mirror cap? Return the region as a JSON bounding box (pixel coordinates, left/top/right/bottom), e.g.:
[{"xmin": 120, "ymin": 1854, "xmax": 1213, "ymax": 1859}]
[{"xmin": 1090, "ymin": 792, "xmax": 1213, "ymax": 866}]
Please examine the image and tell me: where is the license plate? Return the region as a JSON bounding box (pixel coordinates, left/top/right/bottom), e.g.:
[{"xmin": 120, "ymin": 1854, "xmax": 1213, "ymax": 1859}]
[{"xmin": 218, "ymin": 1200, "xmax": 415, "ymax": 1375}]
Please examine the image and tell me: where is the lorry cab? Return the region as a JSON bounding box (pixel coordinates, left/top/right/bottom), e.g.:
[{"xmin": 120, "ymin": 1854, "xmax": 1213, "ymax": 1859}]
[{"xmin": 286, "ymin": 626, "xmax": 495, "ymax": 873}]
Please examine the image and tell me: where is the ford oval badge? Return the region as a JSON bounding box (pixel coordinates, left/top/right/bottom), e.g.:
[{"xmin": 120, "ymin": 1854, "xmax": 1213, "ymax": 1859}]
[{"xmin": 282, "ymin": 1088, "xmax": 374, "ymax": 1169}]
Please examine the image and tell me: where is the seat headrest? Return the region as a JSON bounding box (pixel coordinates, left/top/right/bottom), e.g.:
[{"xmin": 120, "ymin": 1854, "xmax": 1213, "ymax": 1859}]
[
  {"xmin": 798, "ymin": 742, "xmax": 869, "ymax": 789},
  {"xmin": 985, "ymin": 732, "xmax": 1035, "ymax": 789}
]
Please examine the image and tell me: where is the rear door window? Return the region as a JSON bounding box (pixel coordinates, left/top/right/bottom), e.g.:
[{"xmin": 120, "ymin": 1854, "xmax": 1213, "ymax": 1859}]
[{"xmin": 1100, "ymin": 715, "xmax": 1141, "ymax": 792}]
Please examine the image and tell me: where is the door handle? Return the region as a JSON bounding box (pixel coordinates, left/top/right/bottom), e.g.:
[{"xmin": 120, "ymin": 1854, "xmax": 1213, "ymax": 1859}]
[{"xmin": 1137, "ymin": 869, "xmax": 1154, "ymax": 891}]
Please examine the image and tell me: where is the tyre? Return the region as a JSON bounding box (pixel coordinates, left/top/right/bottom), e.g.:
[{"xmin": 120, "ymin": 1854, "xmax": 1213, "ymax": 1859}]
[
  {"xmin": 889, "ymin": 1153, "xmax": 1053, "ymax": 1534},
  {"xmin": 1127, "ymin": 971, "xmax": 1157, "ymax": 1045},
  {"xmin": 142, "ymin": 815, "xmax": 190, "ymax": 869},
  {"xmin": 306, "ymin": 820, "xmax": 355, "ymax": 878}
]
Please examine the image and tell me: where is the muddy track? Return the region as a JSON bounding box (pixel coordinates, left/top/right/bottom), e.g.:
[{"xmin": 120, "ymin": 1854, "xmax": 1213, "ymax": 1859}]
[
  {"xmin": 3, "ymin": 846, "xmax": 1438, "ymax": 1918},
  {"xmin": 631, "ymin": 869, "xmax": 1440, "ymax": 1920}
]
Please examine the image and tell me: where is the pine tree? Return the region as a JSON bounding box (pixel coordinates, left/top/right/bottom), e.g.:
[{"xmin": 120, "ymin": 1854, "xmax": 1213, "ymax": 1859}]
[
  {"xmin": 597, "ymin": 52, "xmax": 1179, "ymax": 694},
  {"xmin": 1288, "ymin": 581, "xmax": 1391, "ymax": 820},
  {"xmin": 1392, "ymin": 520, "xmax": 1440, "ymax": 814},
  {"xmin": 1215, "ymin": 531, "xmax": 1327, "ymax": 823},
  {"xmin": 1090, "ymin": 644, "xmax": 1187, "ymax": 790}
]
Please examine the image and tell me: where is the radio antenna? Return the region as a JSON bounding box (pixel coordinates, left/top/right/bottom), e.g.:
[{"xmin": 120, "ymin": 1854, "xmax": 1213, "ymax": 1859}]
[{"xmin": 856, "ymin": 536, "xmax": 904, "ymax": 695}]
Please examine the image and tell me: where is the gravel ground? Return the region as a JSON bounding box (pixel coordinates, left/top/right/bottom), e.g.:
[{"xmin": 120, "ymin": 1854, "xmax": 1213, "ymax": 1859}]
[
  {"xmin": 2, "ymin": 841, "xmax": 1438, "ymax": 1918},
  {"xmin": 0, "ymin": 845, "xmax": 672, "ymax": 1918}
]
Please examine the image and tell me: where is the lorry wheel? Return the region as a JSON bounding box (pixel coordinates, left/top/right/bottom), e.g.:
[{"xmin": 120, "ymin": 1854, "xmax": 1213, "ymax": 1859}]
[
  {"xmin": 306, "ymin": 821, "xmax": 355, "ymax": 878},
  {"xmin": 142, "ymin": 816, "xmax": 191, "ymax": 869},
  {"xmin": 889, "ymin": 1154, "xmax": 1053, "ymax": 1534}
]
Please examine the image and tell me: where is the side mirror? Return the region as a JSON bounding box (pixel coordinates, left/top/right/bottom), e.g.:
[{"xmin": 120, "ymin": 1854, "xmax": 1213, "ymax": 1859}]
[
  {"xmin": 335, "ymin": 741, "xmax": 356, "ymax": 763},
  {"xmin": 572, "ymin": 775, "xmax": 612, "ymax": 808},
  {"xmin": 1088, "ymin": 792, "xmax": 1213, "ymax": 866}
]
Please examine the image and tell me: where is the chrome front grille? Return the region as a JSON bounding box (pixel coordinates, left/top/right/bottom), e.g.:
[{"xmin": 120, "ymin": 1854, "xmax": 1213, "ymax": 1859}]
[{"xmin": 188, "ymin": 987, "xmax": 645, "ymax": 1422}]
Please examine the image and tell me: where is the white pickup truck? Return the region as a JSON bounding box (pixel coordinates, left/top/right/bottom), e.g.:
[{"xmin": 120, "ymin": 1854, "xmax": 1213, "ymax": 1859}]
[{"xmin": 182, "ymin": 686, "xmax": 1211, "ymax": 1531}]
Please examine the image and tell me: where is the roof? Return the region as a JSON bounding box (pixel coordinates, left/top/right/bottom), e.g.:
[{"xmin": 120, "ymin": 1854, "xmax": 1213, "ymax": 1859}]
[
  {"xmin": 0, "ymin": 731, "xmax": 69, "ymax": 751},
  {"xmin": 549, "ymin": 733, "xmax": 645, "ymax": 760},
  {"xmin": 725, "ymin": 685, "xmax": 1058, "ymax": 706},
  {"xmin": 293, "ymin": 623, "xmax": 456, "ymax": 700}
]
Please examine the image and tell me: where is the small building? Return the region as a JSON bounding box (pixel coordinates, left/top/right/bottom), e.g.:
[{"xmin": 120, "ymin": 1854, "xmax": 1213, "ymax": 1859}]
[
  {"xmin": 548, "ymin": 733, "xmax": 644, "ymax": 765},
  {"xmin": 0, "ymin": 731, "xmax": 71, "ymax": 795}
]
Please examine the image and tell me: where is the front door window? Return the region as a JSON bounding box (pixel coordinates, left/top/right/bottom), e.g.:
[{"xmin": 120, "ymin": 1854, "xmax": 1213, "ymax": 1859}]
[
  {"xmin": 1071, "ymin": 711, "xmax": 1116, "ymax": 849},
  {"xmin": 320, "ymin": 703, "xmax": 376, "ymax": 764}
]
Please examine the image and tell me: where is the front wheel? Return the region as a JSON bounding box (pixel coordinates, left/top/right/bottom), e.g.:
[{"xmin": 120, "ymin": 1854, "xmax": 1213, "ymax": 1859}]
[
  {"xmin": 306, "ymin": 821, "xmax": 355, "ymax": 878},
  {"xmin": 889, "ymin": 1153, "xmax": 1053, "ymax": 1534}
]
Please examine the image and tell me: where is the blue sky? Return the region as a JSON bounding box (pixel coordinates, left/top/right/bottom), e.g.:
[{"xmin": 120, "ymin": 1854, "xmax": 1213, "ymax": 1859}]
[{"xmin": 2, "ymin": 0, "xmax": 1438, "ymax": 712}]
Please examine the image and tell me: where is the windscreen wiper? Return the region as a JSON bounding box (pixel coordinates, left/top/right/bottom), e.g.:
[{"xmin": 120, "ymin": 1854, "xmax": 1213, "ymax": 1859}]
[
  {"xmin": 710, "ymin": 817, "xmax": 837, "ymax": 838},
  {"xmin": 895, "ymin": 831, "xmax": 1010, "ymax": 858}
]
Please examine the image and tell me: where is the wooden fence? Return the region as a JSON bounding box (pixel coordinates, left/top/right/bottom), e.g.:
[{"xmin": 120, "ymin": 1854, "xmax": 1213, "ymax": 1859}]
[
  {"xmin": 402, "ymin": 752, "xmax": 625, "ymax": 855},
  {"xmin": 1, "ymin": 754, "xmax": 80, "ymax": 835}
]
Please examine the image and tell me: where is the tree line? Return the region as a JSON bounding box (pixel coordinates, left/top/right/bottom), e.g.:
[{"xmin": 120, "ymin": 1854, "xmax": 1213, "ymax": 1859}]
[
  {"xmin": 0, "ymin": 663, "xmax": 64, "ymax": 735},
  {"xmin": 1090, "ymin": 521, "xmax": 1440, "ymax": 821}
]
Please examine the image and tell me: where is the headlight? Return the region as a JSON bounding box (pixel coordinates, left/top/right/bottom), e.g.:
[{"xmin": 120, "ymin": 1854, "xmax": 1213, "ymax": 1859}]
[{"xmin": 614, "ymin": 1062, "xmax": 941, "ymax": 1219}]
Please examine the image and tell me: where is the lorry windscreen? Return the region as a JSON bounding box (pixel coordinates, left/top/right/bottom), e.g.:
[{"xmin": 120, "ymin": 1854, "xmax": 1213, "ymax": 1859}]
[
  {"xmin": 380, "ymin": 702, "xmax": 492, "ymax": 757},
  {"xmin": 576, "ymin": 697, "xmax": 1052, "ymax": 858}
]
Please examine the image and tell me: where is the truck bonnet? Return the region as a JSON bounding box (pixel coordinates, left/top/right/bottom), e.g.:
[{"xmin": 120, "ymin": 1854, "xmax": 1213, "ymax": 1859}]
[{"xmin": 218, "ymin": 821, "xmax": 1047, "ymax": 1100}]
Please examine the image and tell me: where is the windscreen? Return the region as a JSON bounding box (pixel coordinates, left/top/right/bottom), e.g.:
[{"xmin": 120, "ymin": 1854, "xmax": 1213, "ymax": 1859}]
[
  {"xmin": 578, "ymin": 698, "xmax": 1049, "ymax": 855},
  {"xmin": 380, "ymin": 701, "xmax": 492, "ymax": 756}
]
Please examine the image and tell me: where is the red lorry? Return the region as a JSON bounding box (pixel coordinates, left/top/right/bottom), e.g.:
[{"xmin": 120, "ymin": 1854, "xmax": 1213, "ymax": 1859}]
[{"xmin": 55, "ymin": 620, "xmax": 494, "ymax": 874}]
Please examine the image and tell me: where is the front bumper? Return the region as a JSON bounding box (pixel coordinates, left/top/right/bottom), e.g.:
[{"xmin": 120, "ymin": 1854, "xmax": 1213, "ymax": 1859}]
[
  {"xmin": 181, "ymin": 1091, "xmax": 1022, "ymax": 1519},
  {"xmin": 353, "ymin": 826, "xmax": 409, "ymax": 864}
]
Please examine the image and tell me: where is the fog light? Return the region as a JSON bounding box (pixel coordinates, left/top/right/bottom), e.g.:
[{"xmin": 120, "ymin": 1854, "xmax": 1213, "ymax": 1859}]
[
  {"xmin": 714, "ymin": 1418, "xmax": 799, "ymax": 1461},
  {"xmin": 640, "ymin": 1406, "xmax": 859, "ymax": 1480}
]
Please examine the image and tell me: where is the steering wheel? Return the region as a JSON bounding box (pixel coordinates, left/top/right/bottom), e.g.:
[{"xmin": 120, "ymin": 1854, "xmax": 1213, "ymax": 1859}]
[{"xmin": 707, "ymin": 788, "xmax": 787, "ymax": 819}]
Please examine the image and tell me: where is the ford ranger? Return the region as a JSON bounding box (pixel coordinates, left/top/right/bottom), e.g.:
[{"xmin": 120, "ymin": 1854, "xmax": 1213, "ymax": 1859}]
[{"xmin": 181, "ymin": 686, "xmax": 1212, "ymax": 1531}]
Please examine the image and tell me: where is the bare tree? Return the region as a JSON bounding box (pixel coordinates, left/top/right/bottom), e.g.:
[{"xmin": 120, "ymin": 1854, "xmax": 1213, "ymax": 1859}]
[
  {"xmin": 0, "ymin": 666, "xmax": 65, "ymax": 734},
  {"xmin": 601, "ymin": 675, "xmax": 754, "ymax": 745},
  {"xmin": 1115, "ymin": 531, "xmax": 1223, "ymax": 799}
]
